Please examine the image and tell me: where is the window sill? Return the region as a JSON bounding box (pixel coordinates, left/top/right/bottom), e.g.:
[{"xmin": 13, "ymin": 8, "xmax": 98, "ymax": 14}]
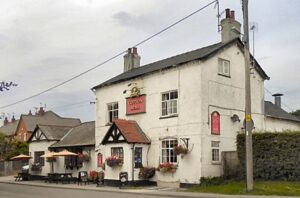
[
  {"xmin": 218, "ymin": 73, "xmax": 231, "ymax": 78},
  {"xmin": 211, "ymin": 161, "xmax": 221, "ymax": 165},
  {"xmin": 159, "ymin": 114, "xmax": 178, "ymax": 119},
  {"xmin": 105, "ymin": 123, "xmax": 112, "ymax": 126}
]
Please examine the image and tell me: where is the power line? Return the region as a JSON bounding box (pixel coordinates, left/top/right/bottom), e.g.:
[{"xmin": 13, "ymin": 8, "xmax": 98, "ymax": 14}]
[
  {"xmin": 50, "ymin": 99, "xmax": 95, "ymax": 110},
  {"xmin": 0, "ymin": 0, "xmax": 217, "ymax": 110},
  {"xmin": 264, "ymin": 87, "xmax": 294, "ymax": 112}
]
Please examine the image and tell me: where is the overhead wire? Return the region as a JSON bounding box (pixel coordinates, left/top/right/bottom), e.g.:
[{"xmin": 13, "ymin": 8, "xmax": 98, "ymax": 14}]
[{"xmin": 0, "ymin": 0, "xmax": 217, "ymax": 110}]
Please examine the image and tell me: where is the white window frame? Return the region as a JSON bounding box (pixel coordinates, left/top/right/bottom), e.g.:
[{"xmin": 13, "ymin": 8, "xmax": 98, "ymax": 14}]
[
  {"xmin": 161, "ymin": 90, "xmax": 178, "ymax": 117},
  {"xmin": 161, "ymin": 139, "xmax": 178, "ymax": 164},
  {"xmin": 107, "ymin": 102, "xmax": 118, "ymax": 123},
  {"xmin": 218, "ymin": 58, "xmax": 230, "ymax": 77},
  {"xmin": 211, "ymin": 141, "xmax": 220, "ymax": 163}
]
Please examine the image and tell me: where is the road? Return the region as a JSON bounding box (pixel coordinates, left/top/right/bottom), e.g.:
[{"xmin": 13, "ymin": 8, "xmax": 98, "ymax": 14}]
[{"xmin": 0, "ymin": 183, "xmax": 174, "ymax": 198}]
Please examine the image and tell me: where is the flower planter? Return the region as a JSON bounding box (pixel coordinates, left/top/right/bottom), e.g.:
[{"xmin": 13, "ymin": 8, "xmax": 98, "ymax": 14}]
[
  {"xmin": 106, "ymin": 156, "xmax": 123, "ymax": 167},
  {"xmin": 157, "ymin": 162, "xmax": 177, "ymax": 173},
  {"xmin": 174, "ymin": 145, "xmax": 188, "ymax": 155},
  {"xmin": 138, "ymin": 167, "xmax": 156, "ymax": 179}
]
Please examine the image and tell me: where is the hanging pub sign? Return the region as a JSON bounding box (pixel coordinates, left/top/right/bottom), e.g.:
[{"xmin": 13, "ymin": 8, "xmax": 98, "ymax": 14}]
[
  {"xmin": 211, "ymin": 111, "xmax": 220, "ymax": 135},
  {"xmin": 126, "ymin": 95, "xmax": 146, "ymax": 115}
]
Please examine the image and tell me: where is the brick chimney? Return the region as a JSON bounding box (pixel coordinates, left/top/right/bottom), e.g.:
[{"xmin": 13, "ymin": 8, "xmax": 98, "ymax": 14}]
[
  {"xmin": 221, "ymin": 9, "xmax": 241, "ymax": 43},
  {"xmin": 3, "ymin": 117, "xmax": 8, "ymax": 125},
  {"xmin": 28, "ymin": 110, "xmax": 32, "ymax": 115},
  {"xmin": 272, "ymin": 93, "xmax": 283, "ymax": 108},
  {"xmin": 124, "ymin": 47, "xmax": 140, "ymax": 72},
  {"xmin": 11, "ymin": 115, "xmax": 16, "ymax": 123},
  {"xmin": 38, "ymin": 107, "xmax": 45, "ymax": 116}
]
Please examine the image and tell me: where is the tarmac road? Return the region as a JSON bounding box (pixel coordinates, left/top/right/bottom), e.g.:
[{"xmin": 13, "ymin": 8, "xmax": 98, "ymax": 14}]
[{"xmin": 0, "ymin": 183, "xmax": 172, "ymax": 198}]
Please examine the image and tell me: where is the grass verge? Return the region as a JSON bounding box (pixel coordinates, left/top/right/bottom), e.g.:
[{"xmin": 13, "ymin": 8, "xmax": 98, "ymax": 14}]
[{"xmin": 187, "ymin": 181, "xmax": 300, "ymax": 196}]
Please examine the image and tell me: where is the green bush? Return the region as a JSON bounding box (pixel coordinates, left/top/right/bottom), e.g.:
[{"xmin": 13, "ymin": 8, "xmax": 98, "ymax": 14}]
[{"xmin": 237, "ymin": 131, "xmax": 300, "ymax": 181}]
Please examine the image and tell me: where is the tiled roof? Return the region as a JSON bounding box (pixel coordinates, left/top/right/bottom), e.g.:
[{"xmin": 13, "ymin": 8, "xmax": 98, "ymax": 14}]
[
  {"xmin": 113, "ymin": 119, "xmax": 150, "ymax": 144},
  {"xmin": 50, "ymin": 121, "xmax": 95, "ymax": 148},
  {"xmin": 20, "ymin": 111, "xmax": 81, "ymax": 132},
  {"xmin": 265, "ymin": 101, "xmax": 300, "ymax": 122},
  {"xmin": 0, "ymin": 121, "xmax": 19, "ymax": 136},
  {"xmin": 92, "ymin": 38, "xmax": 269, "ymax": 90},
  {"xmin": 31, "ymin": 125, "xmax": 73, "ymax": 141}
]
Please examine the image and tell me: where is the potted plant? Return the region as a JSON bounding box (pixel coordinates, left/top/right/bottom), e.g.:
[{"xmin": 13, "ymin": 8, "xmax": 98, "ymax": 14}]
[
  {"xmin": 174, "ymin": 145, "xmax": 188, "ymax": 155},
  {"xmin": 138, "ymin": 167, "xmax": 156, "ymax": 179},
  {"xmin": 106, "ymin": 156, "xmax": 123, "ymax": 167},
  {"xmin": 78, "ymin": 151, "xmax": 90, "ymax": 162},
  {"xmin": 89, "ymin": 170, "xmax": 98, "ymax": 183},
  {"xmin": 157, "ymin": 162, "xmax": 177, "ymax": 173}
]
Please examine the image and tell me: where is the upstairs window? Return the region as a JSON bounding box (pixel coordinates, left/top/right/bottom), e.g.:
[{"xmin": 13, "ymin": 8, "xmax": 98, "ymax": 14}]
[
  {"xmin": 161, "ymin": 139, "xmax": 178, "ymax": 163},
  {"xmin": 162, "ymin": 90, "xmax": 178, "ymax": 117},
  {"xmin": 218, "ymin": 58, "xmax": 230, "ymax": 77},
  {"xmin": 107, "ymin": 102, "xmax": 118, "ymax": 123}
]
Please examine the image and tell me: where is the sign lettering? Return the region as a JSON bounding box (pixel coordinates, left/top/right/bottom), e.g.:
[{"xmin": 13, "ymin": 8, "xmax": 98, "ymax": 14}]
[{"xmin": 126, "ymin": 95, "xmax": 146, "ymax": 115}]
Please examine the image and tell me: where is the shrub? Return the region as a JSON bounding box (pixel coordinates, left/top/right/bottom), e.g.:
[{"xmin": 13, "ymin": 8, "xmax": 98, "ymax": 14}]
[{"xmin": 237, "ymin": 131, "xmax": 300, "ymax": 181}]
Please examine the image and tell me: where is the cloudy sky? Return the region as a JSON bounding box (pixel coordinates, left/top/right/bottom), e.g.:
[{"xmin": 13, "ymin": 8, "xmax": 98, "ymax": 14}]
[{"xmin": 0, "ymin": 0, "xmax": 299, "ymax": 123}]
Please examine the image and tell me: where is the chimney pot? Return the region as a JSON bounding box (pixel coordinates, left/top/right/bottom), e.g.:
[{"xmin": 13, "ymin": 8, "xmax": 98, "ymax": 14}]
[
  {"xmin": 225, "ymin": 9, "xmax": 230, "ymax": 18},
  {"xmin": 28, "ymin": 110, "xmax": 32, "ymax": 115},
  {"xmin": 272, "ymin": 93, "xmax": 283, "ymax": 108},
  {"xmin": 127, "ymin": 48, "xmax": 132, "ymax": 54},
  {"xmin": 132, "ymin": 47, "xmax": 137, "ymax": 54},
  {"xmin": 4, "ymin": 117, "xmax": 8, "ymax": 125},
  {"xmin": 230, "ymin": 11, "xmax": 235, "ymax": 20},
  {"xmin": 38, "ymin": 107, "xmax": 45, "ymax": 115},
  {"xmin": 11, "ymin": 115, "xmax": 16, "ymax": 123}
]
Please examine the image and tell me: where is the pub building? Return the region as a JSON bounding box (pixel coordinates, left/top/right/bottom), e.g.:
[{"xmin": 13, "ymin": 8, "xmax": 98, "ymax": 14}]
[{"xmin": 92, "ymin": 10, "xmax": 298, "ymax": 187}]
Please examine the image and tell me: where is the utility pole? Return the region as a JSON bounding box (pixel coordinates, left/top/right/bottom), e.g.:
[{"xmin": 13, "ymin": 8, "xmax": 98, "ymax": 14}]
[{"xmin": 242, "ymin": 0, "xmax": 254, "ymax": 191}]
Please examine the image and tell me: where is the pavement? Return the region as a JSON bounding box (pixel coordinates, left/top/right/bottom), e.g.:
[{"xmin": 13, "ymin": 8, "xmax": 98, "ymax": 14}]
[{"xmin": 0, "ymin": 176, "xmax": 297, "ymax": 198}]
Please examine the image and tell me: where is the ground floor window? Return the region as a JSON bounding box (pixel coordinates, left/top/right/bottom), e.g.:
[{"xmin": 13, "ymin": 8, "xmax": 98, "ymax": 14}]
[
  {"xmin": 161, "ymin": 139, "xmax": 178, "ymax": 163},
  {"xmin": 134, "ymin": 147, "xmax": 143, "ymax": 168},
  {"xmin": 34, "ymin": 151, "xmax": 45, "ymax": 166},
  {"xmin": 211, "ymin": 141, "xmax": 220, "ymax": 162},
  {"xmin": 65, "ymin": 148, "xmax": 83, "ymax": 169},
  {"xmin": 111, "ymin": 147, "xmax": 124, "ymax": 162}
]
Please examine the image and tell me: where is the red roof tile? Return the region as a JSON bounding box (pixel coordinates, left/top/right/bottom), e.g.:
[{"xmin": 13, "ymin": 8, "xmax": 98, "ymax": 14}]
[{"xmin": 113, "ymin": 119, "xmax": 150, "ymax": 144}]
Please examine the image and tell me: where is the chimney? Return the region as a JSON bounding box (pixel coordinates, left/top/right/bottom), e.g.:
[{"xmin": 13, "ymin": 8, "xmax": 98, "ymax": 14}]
[
  {"xmin": 38, "ymin": 107, "xmax": 45, "ymax": 116},
  {"xmin": 28, "ymin": 110, "xmax": 32, "ymax": 115},
  {"xmin": 3, "ymin": 117, "xmax": 8, "ymax": 125},
  {"xmin": 221, "ymin": 9, "xmax": 241, "ymax": 43},
  {"xmin": 11, "ymin": 115, "xmax": 16, "ymax": 123},
  {"xmin": 272, "ymin": 93, "xmax": 283, "ymax": 108},
  {"xmin": 124, "ymin": 47, "xmax": 140, "ymax": 72}
]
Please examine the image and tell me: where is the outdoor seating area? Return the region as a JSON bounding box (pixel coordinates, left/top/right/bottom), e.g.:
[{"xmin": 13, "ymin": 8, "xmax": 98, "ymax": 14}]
[
  {"xmin": 14, "ymin": 172, "xmax": 30, "ymax": 181},
  {"xmin": 46, "ymin": 173, "xmax": 76, "ymax": 184}
]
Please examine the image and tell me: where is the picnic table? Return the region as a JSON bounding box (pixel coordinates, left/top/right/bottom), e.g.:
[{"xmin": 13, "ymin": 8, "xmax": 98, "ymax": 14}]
[
  {"xmin": 47, "ymin": 173, "xmax": 75, "ymax": 184},
  {"xmin": 14, "ymin": 172, "xmax": 30, "ymax": 181}
]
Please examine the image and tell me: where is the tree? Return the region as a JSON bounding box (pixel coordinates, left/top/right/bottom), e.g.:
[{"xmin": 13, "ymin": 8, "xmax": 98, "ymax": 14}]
[
  {"xmin": 0, "ymin": 132, "xmax": 29, "ymax": 160},
  {"xmin": 290, "ymin": 110, "xmax": 300, "ymax": 118}
]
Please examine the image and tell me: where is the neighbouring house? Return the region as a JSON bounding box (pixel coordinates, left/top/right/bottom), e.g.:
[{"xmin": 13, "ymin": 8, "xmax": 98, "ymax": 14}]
[
  {"xmin": 15, "ymin": 108, "xmax": 81, "ymax": 142},
  {"xmin": 91, "ymin": 9, "xmax": 299, "ymax": 187},
  {"xmin": 28, "ymin": 125, "xmax": 73, "ymax": 175},
  {"xmin": 264, "ymin": 94, "xmax": 300, "ymax": 131},
  {"xmin": 0, "ymin": 116, "xmax": 18, "ymax": 138},
  {"xmin": 49, "ymin": 121, "xmax": 96, "ymax": 176}
]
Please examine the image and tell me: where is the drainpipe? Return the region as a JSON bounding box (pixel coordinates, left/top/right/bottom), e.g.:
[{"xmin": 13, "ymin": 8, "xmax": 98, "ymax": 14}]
[{"xmin": 131, "ymin": 143, "xmax": 135, "ymax": 185}]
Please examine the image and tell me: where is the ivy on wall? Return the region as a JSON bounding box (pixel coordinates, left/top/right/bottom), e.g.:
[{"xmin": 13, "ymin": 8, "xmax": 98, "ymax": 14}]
[{"xmin": 237, "ymin": 131, "xmax": 300, "ymax": 181}]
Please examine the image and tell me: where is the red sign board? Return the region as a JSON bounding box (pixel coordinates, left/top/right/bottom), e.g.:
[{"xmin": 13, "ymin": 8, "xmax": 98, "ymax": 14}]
[
  {"xmin": 211, "ymin": 111, "xmax": 220, "ymax": 135},
  {"xmin": 126, "ymin": 95, "xmax": 146, "ymax": 115}
]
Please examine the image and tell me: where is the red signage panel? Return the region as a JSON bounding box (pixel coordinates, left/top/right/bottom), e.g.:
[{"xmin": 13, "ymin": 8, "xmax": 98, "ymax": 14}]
[
  {"xmin": 126, "ymin": 95, "xmax": 146, "ymax": 115},
  {"xmin": 97, "ymin": 153, "xmax": 103, "ymax": 167},
  {"xmin": 211, "ymin": 111, "xmax": 220, "ymax": 135}
]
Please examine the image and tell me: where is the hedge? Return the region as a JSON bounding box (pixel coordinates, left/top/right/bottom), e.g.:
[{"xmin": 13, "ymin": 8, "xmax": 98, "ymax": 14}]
[{"xmin": 237, "ymin": 131, "xmax": 300, "ymax": 181}]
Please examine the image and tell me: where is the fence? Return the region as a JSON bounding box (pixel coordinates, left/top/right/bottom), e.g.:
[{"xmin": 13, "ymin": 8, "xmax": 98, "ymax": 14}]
[{"xmin": 0, "ymin": 160, "xmax": 22, "ymax": 176}]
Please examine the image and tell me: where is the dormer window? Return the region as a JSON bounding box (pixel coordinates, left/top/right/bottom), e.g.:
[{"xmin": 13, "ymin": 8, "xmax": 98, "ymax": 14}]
[{"xmin": 218, "ymin": 58, "xmax": 230, "ymax": 77}]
